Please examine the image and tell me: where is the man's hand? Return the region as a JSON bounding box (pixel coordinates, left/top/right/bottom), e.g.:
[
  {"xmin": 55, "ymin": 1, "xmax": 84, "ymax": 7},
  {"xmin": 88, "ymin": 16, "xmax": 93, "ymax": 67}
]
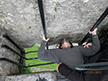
[
  {"xmin": 43, "ymin": 35, "xmax": 49, "ymax": 42},
  {"xmin": 57, "ymin": 62, "xmax": 62, "ymax": 72},
  {"xmin": 89, "ymin": 28, "xmax": 97, "ymax": 35},
  {"xmin": 84, "ymin": 43, "xmax": 92, "ymax": 48}
]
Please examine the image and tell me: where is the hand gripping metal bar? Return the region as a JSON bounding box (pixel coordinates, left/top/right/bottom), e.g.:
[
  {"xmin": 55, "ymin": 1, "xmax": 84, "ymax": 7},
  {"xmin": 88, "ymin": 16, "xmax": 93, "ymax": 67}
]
[
  {"xmin": 37, "ymin": 0, "xmax": 48, "ymax": 50},
  {"xmin": 80, "ymin": 7, "xmax": 108, "ymax": 45}
]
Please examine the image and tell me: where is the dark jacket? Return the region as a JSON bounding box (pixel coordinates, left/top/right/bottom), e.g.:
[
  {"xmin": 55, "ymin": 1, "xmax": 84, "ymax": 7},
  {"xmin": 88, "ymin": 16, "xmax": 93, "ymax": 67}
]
[
  {"xmin": 58, "ymin": 63, "xmax": 85, "ymax": 81},
  {"xmin": 38, "ymin": 35, "xmax": 100, "ymax": 70}
]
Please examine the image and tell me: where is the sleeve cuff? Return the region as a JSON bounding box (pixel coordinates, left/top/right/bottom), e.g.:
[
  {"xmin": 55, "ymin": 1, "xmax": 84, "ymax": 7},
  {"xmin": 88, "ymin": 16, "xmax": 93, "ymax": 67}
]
[
  {"xmin": 58, "ymin": 63, "xmax": 68, "ymax": 74},
  {"xmin": 43, "ymin": 40, "xmax": 47, "ymax": 42},
  {"xmin": 92, "ymin": 35, "xmax": 98, "ymax": 38},
  {"xmin": 42, "ymin": 40, "xmax": 47, "ymax": 44}
]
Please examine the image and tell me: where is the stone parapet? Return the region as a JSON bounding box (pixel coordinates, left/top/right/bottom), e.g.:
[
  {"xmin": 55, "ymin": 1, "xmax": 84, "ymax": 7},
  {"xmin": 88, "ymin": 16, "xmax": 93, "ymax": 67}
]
[
  {"xmin": 0, "ymin": 29, "xmax": 21, "ymax": 81},
  {"xmin": 5, "ymin": 71, "xmax": 57, "ymax": 81}
]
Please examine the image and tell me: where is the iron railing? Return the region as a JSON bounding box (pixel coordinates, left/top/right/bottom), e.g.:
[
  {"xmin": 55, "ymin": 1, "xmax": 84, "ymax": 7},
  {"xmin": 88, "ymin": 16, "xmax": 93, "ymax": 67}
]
[
  {"xmin": 1, "ymin": 34, "xmax": 55, "ymax": 69},
  {"xmin": 1, "ymin": 27, "xmax": 108, "ymax": 70},
  {"xmin": 80, "ymin": 7, "xmax": 108, "ymax": 45},
  {"xmin": 0, "ymin": 5, "xmax": 108, "ymax": 71}
]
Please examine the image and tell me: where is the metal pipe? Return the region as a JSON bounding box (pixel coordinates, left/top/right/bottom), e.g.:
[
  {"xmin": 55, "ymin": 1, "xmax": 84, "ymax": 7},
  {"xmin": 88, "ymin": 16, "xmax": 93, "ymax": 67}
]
[
  {"xmin": 3, "ymin": 34, "xmax": 25, "ymax": 53},
  {"xmin": 37, "ymin": 0, "xmax": 48, "ymax": 50},
  {"xmin": 80, "ymin": 7, "xmax": 108, "ymax": 45},
  {"xmin": 25, "ymin": 51, "xmax": 38, "ymax": 54},
  {"xmin": 75, "ymin": 62, "xmax": 108, "ymax": 71},
  {"xmin": 0, "ymin": 58, "xmax": 55, "ymax": 68},
  {"xmin": 25, "ymin": 62, "xmax": 55, "ymax": 68},
  {"xmin": 0, "ymin": 58, "xmax": 26, "ymax": 67},
  {"xmin": 1, "ymin": 45, "xmax": 38, "ymax": 60}
]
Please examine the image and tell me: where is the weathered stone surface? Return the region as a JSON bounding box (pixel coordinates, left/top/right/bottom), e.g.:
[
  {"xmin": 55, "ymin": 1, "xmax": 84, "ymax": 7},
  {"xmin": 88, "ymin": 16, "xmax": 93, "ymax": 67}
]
[
  {"xmin": 0, "ymin": 28, "xmax": 20, "ymax": 81},
  {"xmin": 0, "ymin": 0, "xmax": 108, "ymax": 47},
  {"xmin": 5, "ymin": 71, "xmax": 57, "ymax": 81}
]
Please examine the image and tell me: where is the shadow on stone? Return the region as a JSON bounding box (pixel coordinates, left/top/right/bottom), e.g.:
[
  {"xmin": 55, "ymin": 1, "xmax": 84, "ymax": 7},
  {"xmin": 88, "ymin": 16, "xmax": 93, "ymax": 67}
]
[{"xmin": 36, "ymin": 77, "xmax": 48, "ymax": 81}]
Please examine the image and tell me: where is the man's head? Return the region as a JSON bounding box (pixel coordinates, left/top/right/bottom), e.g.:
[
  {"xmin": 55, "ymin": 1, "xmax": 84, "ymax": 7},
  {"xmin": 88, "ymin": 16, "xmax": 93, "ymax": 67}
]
[{"xmin": 59, "ymin": 39, "xmax": 73, "ymax": 49}]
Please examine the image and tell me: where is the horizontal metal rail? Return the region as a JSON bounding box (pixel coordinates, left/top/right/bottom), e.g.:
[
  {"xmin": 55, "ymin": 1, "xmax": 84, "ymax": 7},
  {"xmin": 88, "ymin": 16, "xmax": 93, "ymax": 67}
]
[
  {"xmin": 1, "ymin": 45, "xmax": 38, "ymax": 60},
  {"xmin": 25, "ymin": 62, "xmax": 55, "ymax": 68},
  {"xmin": 0, "ymin": 58, "xmax": 55, "ymax": 68},
  {"xmin": 3, "ymin": 34, "xmax": 38, "ymax": 54},
  {"xmin": 25, "ymin": 51, "xmax": 38, "ymax": 54},
  {"xmin": 0, "ymin": 58, "xmax": 25, "ymax": 67},
  {"xmin": 75, "ymin": 62, "xmax": 108, "ymax": 71},
  {"xmin": 3, "ymin": 34, "xmax": 25, "ymax": 53}
]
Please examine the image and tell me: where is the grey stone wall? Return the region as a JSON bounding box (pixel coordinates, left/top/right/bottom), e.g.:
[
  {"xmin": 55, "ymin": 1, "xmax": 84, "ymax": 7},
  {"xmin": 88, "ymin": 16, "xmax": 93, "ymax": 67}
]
[
  {"xmin": 0, "ymin": 28, "xmax": 21, "ymax": 81},
  {"xmin": 0, "ymin": 0, "xmax": 108, "ymax": 48},
  {"xmin": 5, "ymin": 71, "xmax": 57, "ymax": 81}
]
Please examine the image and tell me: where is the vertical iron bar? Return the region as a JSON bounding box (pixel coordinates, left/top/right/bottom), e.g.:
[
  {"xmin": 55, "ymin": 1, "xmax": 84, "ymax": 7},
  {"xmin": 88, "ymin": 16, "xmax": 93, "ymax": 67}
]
[{"xmin": 37, "ymin": 0, "xmax": 48, "ymax": 50}]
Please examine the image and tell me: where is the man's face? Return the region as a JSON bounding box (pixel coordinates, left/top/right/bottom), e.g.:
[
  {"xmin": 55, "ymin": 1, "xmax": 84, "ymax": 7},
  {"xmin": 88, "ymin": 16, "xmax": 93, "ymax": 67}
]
[{"xmin": 61, "ymin": 39, "xmax": 71, "ymax": 49}]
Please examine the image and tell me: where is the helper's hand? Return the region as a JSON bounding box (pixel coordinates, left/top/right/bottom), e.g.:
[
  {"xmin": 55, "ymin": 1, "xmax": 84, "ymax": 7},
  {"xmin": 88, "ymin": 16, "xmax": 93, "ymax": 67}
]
[
  {"xmin": 89, "ymin": 28, "xmax": 97, "ymax": 35},
  {"xmin": 84, "ymin": 43, "xmax": 92, "ymax": 48},
  {"xmin": 57, "ymin": 62, "xmax": 62, "ymax": 72},
  {"xmin": 43, "ymin": 35, "xmax": 49, "ymax": 42}
]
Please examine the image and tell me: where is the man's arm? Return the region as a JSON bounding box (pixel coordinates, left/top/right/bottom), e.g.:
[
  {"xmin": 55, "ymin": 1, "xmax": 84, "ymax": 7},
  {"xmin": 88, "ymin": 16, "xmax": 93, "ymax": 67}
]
[
  {"xmin": 80, "ymin": 28, "xmax": 100, "ymax": 56},
  {"xmin": 57, "ymin": 63, "xmax": 84, "ymax": 81},
  {"xmin": 38, "ymin": 36, "xmax": 59, "ymax": 63}
]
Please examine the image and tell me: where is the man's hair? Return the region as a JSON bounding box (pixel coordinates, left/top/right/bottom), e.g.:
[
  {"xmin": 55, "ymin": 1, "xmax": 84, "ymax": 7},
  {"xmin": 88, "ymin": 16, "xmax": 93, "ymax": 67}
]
[{"xmin": 59, "ymin": 40, "xmax": 73, "ymax": 49}]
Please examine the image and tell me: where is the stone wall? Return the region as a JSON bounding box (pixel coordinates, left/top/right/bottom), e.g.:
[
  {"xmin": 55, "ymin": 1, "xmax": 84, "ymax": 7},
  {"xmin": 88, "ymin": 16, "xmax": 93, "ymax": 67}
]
[
  {"xmin": 0, "ymin": 28, "xmax": 21, "ymax": 81},
  {"xmin": 0, "ymin": 0, "xmax": 108, "ymax": 47},
  {"xmin": 0, "ymin": 0, "xmax": 108, "ymax": 81},
  {"xmin": 5, "ymin": 71, "xmax": 57, "ymax": 81}
]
